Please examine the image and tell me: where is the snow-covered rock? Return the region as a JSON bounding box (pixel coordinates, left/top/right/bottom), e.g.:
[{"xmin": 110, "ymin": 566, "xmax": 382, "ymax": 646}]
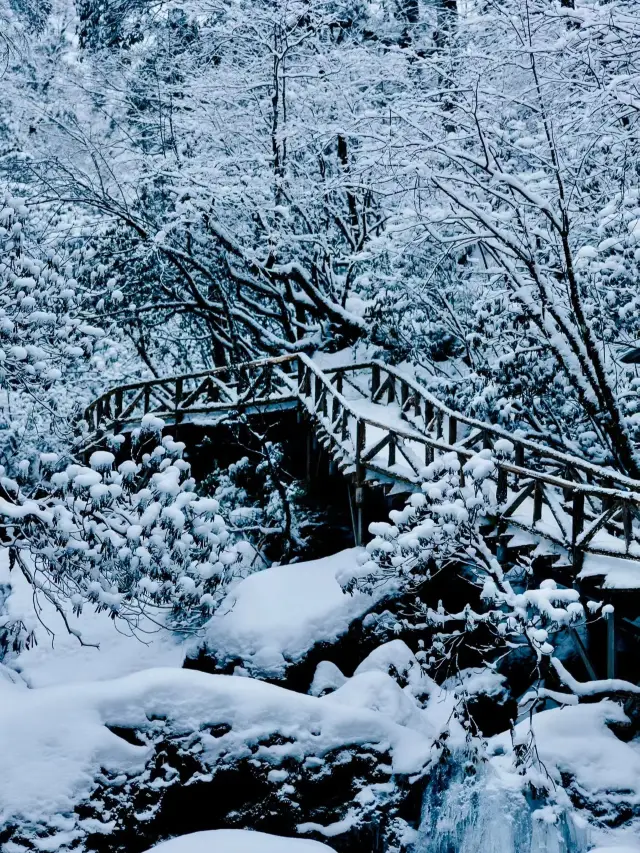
[
  {"xmin": 144, "ymin": 829, "xmax": 335, "ymax": 853},
  {"xmin": 0, "ymin": 667, "xmax": 432, "ymax": 852},
  {"xmin": 199, "ymin": 550, "xmax": 386, "ymax": 678}
]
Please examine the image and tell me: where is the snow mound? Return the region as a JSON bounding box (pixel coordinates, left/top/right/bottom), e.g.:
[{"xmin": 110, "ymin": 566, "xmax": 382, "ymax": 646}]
[
  {"xmin": 202, "ymin": 549, "xmax": 385, "ymax": 677},
  {"xmin": 145, "ymin": 829, "xmax": 335, "ymax": 853},
  {"xmin": 0, "ymin": 667, "xmax": 432, "ymax": 840}
]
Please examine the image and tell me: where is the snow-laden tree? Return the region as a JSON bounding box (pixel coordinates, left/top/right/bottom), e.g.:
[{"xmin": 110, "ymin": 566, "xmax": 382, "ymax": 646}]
[
  {"xmin": 381, "ymin": 0, "xmax": 640, "ymax": 476},
  {"xmin": 26, "ymin": 0, "xmax": 448, "ymax": 371}
]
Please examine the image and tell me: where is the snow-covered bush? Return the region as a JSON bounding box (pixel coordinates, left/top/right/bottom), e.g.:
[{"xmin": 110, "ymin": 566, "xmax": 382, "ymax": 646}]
[
  {"xmin": 0, "ymin": 193, "xmax": 101, "ymax": 392},
  {"xmin": 204, "ymin": 443, "xmax": 314, "ymax": 565},
  {"xmin": 347, "ymin": 450, "xmax": 496, "ymax": 596},
  {"xmin": 0, "ymin": 426, "xmax": 253, "ymax": 650}
]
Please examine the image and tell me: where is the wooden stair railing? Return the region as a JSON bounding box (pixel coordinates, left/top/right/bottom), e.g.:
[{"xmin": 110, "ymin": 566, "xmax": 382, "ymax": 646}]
[{"xmin": 83, "ymin": 352, "xmax": 640, "ymax": 562}]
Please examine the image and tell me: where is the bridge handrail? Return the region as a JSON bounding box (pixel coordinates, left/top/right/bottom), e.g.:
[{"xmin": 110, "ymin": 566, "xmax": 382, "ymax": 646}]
[
  {"xmin": 84, "ymin": 351, "xmax": 640, "ymax": 506},
  {"xmin": 294, "ymin": 355, "xmax": 640, "ymax": 505}
]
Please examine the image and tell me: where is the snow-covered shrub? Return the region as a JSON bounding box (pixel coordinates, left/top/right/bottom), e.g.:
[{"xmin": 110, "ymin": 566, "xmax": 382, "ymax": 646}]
[
  {"xmin": 0, "ymin": 428, "xmax": 253, "ymax": 650},
  {"xmin": 346, "ymin": 450, "xmax": 496, "ymax": 596},
  {"xmin": 202, "ymin": 443, "xmax": 316, "ymax": 565}
]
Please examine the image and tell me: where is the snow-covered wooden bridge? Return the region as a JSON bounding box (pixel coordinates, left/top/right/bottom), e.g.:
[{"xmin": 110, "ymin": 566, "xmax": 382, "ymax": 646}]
[{"xmin": 84, "ymin": 353, "xmax": 640, "ymax": 600}]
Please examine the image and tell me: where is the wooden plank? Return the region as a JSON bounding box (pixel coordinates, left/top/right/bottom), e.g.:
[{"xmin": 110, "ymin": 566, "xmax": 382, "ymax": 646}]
[{"xmin": 362, "ymin": 433, "xmax": 393, "ymax": 463}]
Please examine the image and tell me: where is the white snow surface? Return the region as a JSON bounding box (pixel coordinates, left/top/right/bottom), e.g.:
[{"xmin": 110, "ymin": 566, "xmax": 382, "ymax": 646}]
[
  {"xmin": 202, "ymin": 549, "xmax": 385, "ymax": 677},
  {"xmin": 0, "ymin": 550, "xmax": 185, "ymax": 687},
  {"xmin": 145, "ymin": 829, "xmax": 336, "ymax": 853},
  {"xmin": 0, "ymin": 667, "xmax": 433, "ymax": 834}
]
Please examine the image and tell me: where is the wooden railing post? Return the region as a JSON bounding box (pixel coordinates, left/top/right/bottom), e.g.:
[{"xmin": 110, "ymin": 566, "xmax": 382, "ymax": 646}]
[
  {"xmin": 115, "ymin": 389, "xmax": 123, "ymax": 419},
  {"xmin": 533, "ymin": 481, "xmax": 543, "ymax": 523},
  {"xmin": 623, "ymin": 503, "xmax": 633, "ymax": 552},
  {"xmin": 400, "ymin": 381, "xmax": 409, "ymax": 409},
  {"xmin": 496, "ymin": 467, "xmax": 508, "ymax": 504},
  {"xmin": 388, "ymin": 435, "xmax": 396, "ymax": 467},
  {"xmin": 371, "ymin": 364, "xmax": 380, "ymax": 400},
  {"xmin": 448, "ymin": 416, "xmax": 457, "ymax": 445},
  {"xmin": 413, "ymin": 391, "xmax": 421, "ymax": 419},
  {"xmin": 387, "ymin": 376, "xmax": 395, "ymax": 405},
  {"xmin": 425, "ymin": 442, "xmax": 434, "ymax": 466},
  {"xmin": 514, "ymin": 442, "xmax": 524, "ymax": 488},
  {"xmin": 572, "ymin": 489, "xmax": 585, "ymax": 573}
]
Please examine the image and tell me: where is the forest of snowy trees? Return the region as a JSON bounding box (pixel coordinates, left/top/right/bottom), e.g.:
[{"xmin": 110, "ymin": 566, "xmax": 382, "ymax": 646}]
[{"xmin": 2, "ymin": 1, "xmax": 640, "ymax": 852}]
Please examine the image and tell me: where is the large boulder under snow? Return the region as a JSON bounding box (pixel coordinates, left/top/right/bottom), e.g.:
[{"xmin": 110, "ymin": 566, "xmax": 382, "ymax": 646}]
[
  {"xmin": 194, "ymin": 550, "xmax": 387, "ymax": 678},
  {"xmin": 145, "ymin": 829, "xmax": 335, "ymax": 852},
  {"xmin": 0, "ymin": 667, "xmax": 432, "ymax": 853}
]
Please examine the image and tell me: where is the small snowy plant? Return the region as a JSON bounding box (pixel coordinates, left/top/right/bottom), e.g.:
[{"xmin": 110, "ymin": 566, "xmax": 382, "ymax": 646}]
[
  {"xmin": 347, "ymin": 450, "xmax": 497, "ymax": 594},
  {"xmin": 0, "ymin": 423, "xmax": 251, "ymax": 647}
]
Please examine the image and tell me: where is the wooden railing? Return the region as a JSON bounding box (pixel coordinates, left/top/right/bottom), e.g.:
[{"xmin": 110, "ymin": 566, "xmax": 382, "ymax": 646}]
[{"xmin": 84, "ymin": 353, "xmax": 640, "ymax": 563}]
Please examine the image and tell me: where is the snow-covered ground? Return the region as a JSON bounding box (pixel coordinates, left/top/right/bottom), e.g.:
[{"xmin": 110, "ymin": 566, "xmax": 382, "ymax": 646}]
[
  {"xmin": 2, "ymin": 546, "xmax": 640, "ymax": 853},
  {"xmin": 144, "ymin": 830, "xmax": 336, "ymax": 852},
  {"xmin": 0, "ymin": 550, "xmax": 186, "ymax": 687}
]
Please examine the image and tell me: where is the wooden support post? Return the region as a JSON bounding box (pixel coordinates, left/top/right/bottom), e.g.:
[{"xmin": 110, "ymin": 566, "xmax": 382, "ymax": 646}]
[
  {"xmin": 436, "ymin": 412, "xmax": 443, "ymax": 440},
  {"xmin": 496, "ymin": 467, "xmax": 508, "ymax": 504},
  {"xmin": 306, "ymin": 430, "xmax": 313, "ymax": 483},
  {"xmin": 482, "ymin": 429, "xmax": 492, "ymax": 450},
  {"xmin": 623, "ymin": 504, "xmax": 633, "ymax": 552},
  {"xmin": 533, "ymin": 481, "xmax": 543, "ymax": 523},
  {"xmin": 570, "ymin": 627, "xmax": 598, "ymax": 682},
  {"xmin": 371, "ymin": 364, "xmax": 380, "ymax": 400},
  {"xmin": 297, "ymin": 358, "xmax": 305, "ymax": 392},
  {"xmin": 607, "ymin": 610, "xmax": 616, "ymax": 680},
  {"xmin": 572, "ymin": 490, "xmax": 585, "ymax": 573},
  {"xmin": 336, "ymin": 373, "xmax": 343, "ymax": 395},
  {"xmin": 448, "ymin": 416, "xmax": 457, "ymax": 445},
  {"xmin": 388, "ymin": 436, "xmax": 396, "ymax": 467},
  {"xmin": 355, "ymin": 420, "xmax": 366, "ymax": 546},
  {"xmin": 115, "ymin": 388, "xmax": 123, "ymax": 419},
  {"xmin": 143, "ymin": 386, "xmax": 150, "ymax": 414},
  {"xmin": 314, "ymin": 375, "xmax": 322, "ymax": 405}
]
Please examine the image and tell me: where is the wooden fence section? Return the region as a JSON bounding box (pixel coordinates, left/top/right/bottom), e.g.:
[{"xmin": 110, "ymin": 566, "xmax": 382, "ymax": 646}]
[{"xmin": 84, "ymin": 353, "xmax": 640, "ymax": 566}]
